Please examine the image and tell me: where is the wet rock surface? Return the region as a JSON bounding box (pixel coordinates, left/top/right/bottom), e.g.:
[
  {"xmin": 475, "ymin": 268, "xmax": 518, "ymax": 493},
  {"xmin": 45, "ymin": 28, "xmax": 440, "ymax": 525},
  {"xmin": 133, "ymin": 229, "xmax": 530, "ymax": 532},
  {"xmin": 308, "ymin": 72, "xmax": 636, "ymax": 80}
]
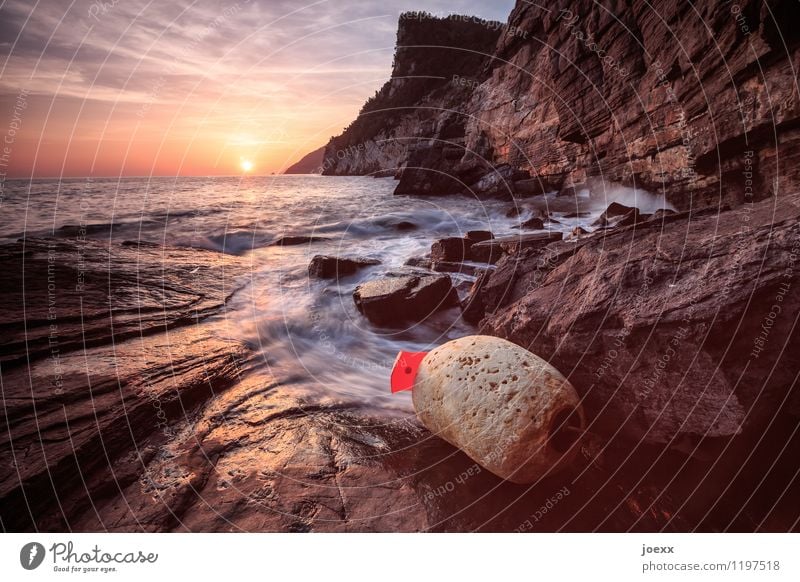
[
  {"xmin": 1, "ymin": 233, "xmax": 798, "ymax": 532},
  {"xmin": 481, "ymin": 193, "xmax": 800, "ymax": 446},
  {"xmin": 0, "ymin": 238, "xmax": 247, "ymax": 366}
]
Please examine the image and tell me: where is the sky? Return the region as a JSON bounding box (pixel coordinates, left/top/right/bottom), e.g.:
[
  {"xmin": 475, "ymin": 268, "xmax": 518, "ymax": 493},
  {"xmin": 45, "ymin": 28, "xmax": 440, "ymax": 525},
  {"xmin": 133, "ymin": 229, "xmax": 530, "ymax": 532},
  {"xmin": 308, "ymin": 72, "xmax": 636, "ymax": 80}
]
[{"xmin": 0, "ymin": 0, "xmax": 514, "ymax": 178}]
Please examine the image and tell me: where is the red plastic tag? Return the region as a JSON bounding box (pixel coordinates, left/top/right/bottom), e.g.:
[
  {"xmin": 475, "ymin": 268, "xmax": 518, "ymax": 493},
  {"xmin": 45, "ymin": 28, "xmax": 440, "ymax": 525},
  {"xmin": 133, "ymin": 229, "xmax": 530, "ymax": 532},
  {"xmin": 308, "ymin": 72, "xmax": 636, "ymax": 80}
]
[{"xmin": 390, "ymin": 351, "xmax": 427, "ymax": 393}]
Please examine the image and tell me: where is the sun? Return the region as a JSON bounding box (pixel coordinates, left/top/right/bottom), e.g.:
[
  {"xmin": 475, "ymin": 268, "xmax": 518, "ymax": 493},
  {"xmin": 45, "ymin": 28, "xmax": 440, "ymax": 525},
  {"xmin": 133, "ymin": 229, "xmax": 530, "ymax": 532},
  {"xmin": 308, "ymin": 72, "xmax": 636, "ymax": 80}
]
[{"xmin": 240, "ymin": 159, "xmax": 254, "ymax": 173}]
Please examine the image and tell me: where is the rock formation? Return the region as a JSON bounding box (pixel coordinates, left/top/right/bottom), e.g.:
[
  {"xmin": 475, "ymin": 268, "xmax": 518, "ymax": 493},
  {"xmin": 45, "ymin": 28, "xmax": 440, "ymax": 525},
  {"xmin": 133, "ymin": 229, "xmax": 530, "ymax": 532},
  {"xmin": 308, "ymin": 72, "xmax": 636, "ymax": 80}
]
[
  {"xmin": 475, "ymin": 192, "xmax": 800, "ymax": 445},
  {"xmin": 283, "ymin": 145, "xmax": 325, "ymax": 174},
  {"xmin": 317, "ymin": 1, "xmax": 800, "ymax": 209}
]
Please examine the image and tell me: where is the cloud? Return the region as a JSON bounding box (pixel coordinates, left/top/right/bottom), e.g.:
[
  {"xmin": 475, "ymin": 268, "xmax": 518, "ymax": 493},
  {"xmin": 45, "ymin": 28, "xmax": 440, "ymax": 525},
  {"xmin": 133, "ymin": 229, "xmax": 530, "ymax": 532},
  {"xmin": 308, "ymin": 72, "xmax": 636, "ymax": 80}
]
[{"xmin": 0, "ymin": 0, "xmax": 515, "ymax": 176}]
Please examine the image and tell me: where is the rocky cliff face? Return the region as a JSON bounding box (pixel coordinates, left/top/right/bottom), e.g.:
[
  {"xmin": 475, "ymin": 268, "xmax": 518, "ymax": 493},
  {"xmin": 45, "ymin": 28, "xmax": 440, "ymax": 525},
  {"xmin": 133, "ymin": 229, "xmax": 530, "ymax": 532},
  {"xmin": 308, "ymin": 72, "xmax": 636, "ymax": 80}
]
[
  {"xmin": 320, "ymin": 12, "xmax": 503, "ymax": 176},
  {"xmin": 321, "ymin": 0, "xmax": 800, "ymax": 210}
]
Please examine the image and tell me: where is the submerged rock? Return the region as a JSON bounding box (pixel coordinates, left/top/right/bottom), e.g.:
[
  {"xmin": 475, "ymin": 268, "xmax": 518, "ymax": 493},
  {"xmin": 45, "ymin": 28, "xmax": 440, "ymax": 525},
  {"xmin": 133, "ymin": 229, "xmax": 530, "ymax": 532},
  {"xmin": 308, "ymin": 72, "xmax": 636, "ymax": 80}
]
[
  {"xmin": 271, "ymin": 235, "xmax": 330, "ymax": 246},
  {"xmin": 353, "ymin": 274, "xmax": 458, "ymax": 325},
  {"xmin": 394, "ymin": 220, "xmax": 417, "ymax": 231},
  {"xmin": 518, "ymin": 216, "xmax": 544, "ymax": 230},
  {"xmin": 308, "ymin": 255, "xmax": 380, "ymax": 279}
]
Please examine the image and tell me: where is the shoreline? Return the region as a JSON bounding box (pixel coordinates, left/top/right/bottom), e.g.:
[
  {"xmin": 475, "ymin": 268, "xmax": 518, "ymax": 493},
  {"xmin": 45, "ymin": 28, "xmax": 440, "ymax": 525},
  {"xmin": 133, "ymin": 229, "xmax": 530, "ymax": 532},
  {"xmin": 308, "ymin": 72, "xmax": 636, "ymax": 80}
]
[{"xmin": 1, "ymin": 187, "xmax": 798, "ymax": 531}]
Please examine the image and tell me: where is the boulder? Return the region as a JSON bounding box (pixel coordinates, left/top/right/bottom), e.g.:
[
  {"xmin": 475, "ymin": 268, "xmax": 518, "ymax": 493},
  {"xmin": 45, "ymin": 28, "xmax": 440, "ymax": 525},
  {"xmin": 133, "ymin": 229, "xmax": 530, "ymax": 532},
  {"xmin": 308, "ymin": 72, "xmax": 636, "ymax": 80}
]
[
  {"xmin": 308, "ymin": 255, "xmax": 380, "ymax": 279},
  {"xmin": 353, "ymin": 275, "xmax": 458, "ymax": 325},
  {"xmin": 465, "ymin": 230, "xmax": 493, "ymax": 243},
  {"xmin": 394, "ymin": 220, "xmax": 417, "ymax": 231},
  {"xmin": 431, "ymin": 237, "xmax": 470, "ymax": 263},
  {"xmin": 570, "ymin": 226, "xmax": 590, "ymax": 238}
]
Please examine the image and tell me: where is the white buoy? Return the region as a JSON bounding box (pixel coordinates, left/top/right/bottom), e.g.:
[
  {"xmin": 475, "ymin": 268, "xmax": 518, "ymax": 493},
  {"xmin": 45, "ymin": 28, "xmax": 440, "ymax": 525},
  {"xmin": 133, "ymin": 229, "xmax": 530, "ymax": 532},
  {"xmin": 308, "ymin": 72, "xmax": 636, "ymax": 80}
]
[{"xmin": 394, "ymin": 335, "xmax": 584, "ymax": 484}]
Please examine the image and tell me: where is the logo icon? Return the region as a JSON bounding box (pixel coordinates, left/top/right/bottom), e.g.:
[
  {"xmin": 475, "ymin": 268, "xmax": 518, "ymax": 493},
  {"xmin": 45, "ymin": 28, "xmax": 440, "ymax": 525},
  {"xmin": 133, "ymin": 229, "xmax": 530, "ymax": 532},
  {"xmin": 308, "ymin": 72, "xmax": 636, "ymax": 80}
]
[{"xmin": 20, "ymin": 542, "xmax": 46, "ymax": 570}]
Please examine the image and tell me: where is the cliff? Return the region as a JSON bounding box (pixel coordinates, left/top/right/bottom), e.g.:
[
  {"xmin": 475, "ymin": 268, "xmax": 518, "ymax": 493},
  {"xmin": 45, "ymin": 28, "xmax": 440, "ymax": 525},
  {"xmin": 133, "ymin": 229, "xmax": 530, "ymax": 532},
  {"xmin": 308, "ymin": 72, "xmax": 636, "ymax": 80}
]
[
  {"xmin": 320, "ymin": 12, "xmax": 504, "ymax": 176},
  {"xmin": 319, "ymin": 0, "xmax": 800, "ymax": 210}
]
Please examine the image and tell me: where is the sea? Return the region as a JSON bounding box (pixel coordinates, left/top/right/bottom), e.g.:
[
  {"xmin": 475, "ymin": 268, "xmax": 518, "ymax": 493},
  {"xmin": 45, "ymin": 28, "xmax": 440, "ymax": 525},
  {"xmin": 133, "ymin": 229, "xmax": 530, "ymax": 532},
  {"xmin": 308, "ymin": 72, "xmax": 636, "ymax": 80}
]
[{"xmin": 0, "ymin": 175, "xmax": 671, "ymax": 410}]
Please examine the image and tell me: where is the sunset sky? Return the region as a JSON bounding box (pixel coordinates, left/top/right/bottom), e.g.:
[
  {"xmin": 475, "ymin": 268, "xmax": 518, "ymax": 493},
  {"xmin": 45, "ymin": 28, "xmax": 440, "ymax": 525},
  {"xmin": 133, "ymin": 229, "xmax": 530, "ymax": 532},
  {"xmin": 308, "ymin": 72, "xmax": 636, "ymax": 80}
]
[{"xmin": 0, "ymin": 0, "xmax": 514, "ymax": 178}]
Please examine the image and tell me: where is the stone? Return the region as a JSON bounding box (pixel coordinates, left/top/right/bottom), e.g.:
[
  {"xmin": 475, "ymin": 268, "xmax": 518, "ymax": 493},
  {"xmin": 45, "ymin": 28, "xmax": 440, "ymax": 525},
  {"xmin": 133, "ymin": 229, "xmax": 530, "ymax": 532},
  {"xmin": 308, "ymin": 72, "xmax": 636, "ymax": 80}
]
[
  {"xmin": 592, "ymin": 203, "xmax": 641, "ymax": 228},
  {"xmin": 518, "ymin": 217, "xmax": 544, "ymax": 230},
  {"xmin": 2, "ymin": 234, "xmax": 793, "ymax": 532},
  {"xmin": 353, "ymin": 275, "xmax": 458, "ymax": 325},
  {"xmin": 308, "ymin": 255, "xmax": 380, "ymax": 279},
  {"xmin": 465, "ymin": 230, "xmax": 493, "ymax": 243},
  {"xmin": 431, "ymin": 237, "xmax": 469, "ymax": 263},
  {"xmin": 412, "ymin": 335, "xmax": 585, "ymax": 483},
  {"xmin": 570, "ymin": 226, "xmax": 590, "ymax": 238},
  {"xmin": 461, "ymin": 270, "xmax": 492, "ymax": 324},
  {"xmin": 317, "ymin": 0, "xmax": 800, "ymax": 211}
]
